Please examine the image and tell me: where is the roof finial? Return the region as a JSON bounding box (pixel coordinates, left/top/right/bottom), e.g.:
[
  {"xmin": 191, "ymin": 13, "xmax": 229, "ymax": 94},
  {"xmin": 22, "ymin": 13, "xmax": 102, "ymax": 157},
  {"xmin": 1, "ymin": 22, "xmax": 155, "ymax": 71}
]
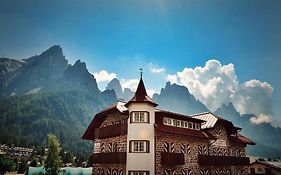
[{"xmin": 140, "ymin": 68, "xmax": 143, "ymax": 79}]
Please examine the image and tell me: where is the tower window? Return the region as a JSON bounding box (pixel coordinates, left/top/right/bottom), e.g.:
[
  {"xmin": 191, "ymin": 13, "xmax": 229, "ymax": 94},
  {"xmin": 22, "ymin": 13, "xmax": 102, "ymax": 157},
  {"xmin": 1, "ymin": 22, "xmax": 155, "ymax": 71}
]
[
  {"xmin": 129, "ymin": 140, "xmax": 149, "ymax": 153},
  {"xmin": 130, "ymin": 111, "xmax": 149, "ymax": 123},
  {"xmin": 129, "ymin": 171, "xmax": 149, "ymax": 175}
]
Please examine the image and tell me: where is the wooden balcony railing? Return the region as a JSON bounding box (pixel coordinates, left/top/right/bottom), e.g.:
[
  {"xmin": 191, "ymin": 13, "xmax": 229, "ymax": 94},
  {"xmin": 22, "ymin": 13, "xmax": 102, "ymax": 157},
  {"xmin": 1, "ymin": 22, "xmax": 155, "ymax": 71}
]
[
  {"xmin": 93, "ymin": 152, "xmax": 126, "ymax": 164},
  {"xmin": 161, "ymin": 152, "xmax": 185, "ymax": 165},
  {"xmin": 94, "ymin": 123, "xmax": 127, "ymax": 139},
  {"xmin": 198, "ymin": 155, "xmax": 250, "ymax": 166}
]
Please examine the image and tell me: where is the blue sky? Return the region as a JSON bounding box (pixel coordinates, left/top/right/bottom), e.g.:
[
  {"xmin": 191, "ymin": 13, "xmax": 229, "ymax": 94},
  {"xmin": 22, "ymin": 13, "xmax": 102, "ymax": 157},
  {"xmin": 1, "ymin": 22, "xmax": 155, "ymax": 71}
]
[{"xmin": 0, "ymin": 0, "xmax": 281, "ymax": 125}]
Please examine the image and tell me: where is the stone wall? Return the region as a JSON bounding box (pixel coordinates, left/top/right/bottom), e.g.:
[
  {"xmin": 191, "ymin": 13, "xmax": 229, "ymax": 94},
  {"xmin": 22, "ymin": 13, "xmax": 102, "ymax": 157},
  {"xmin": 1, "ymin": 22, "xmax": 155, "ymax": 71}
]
[
  {"xmin": 155, "ymin": 124, "xmax": 249, "ymax": 175},
  {"xmin": 207, "ymin": 123, "xmax": 249, "ymax": 175},
  {"xmin": 155, "ymin": 130, "xmax": 209, "ymax": 175}
]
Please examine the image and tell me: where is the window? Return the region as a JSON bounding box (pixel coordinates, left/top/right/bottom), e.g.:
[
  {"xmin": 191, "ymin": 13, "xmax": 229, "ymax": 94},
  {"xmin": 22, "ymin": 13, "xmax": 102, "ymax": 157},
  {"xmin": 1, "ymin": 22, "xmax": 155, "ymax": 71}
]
[
  {"xmin": 163, "ymin": 117, "xmax": 172, "ymax": 125},
  {"xmin": 193, "ymin": 123, "xmax": 196, "ymax": 129},
  {"xmin": 130, "ymin": 140, "xmax": 149, "ymax": 153},
  {"xmin": 172, "ymin": 119, "xmax": 176, "ymax": 126},
  {"xmin": 177, "ymin": 120, "xmax": 181, "ymax": 127},
  {"xmin": 189, "ymin": 122, "xmax": 193, "ymax": 129},
  {"xmin": 163, "ymin": 117, "xmax": 200, "ymax": 130},
  {"xmin": 180, "ymin": 121, "xmax": 185, "ymax": 128},
  {"xmin": 129, "ymin": 171, "xmax": 149, "ymax": 175},
  {"xmin": 257, "ymin": 167, "xmax": 263, "ymax": 172},
  {"xmin": 194, "ymin": 123, "xmax": 200, "ymax": 130},
  {"xmin": 184, "ymin": 121, "xmax": 188, "ymax": 128},
  {"xmin": 131, "ymin": 112, "xmax": 149, "ymax": 123}
]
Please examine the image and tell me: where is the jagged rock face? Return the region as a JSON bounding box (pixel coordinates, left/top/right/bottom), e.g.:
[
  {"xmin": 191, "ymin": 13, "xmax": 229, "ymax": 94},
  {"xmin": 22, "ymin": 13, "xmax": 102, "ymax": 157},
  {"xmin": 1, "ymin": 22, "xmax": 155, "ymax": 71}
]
[
  {"xmin": 8, "ymin": 45, "xmax": 68, "ymax": 95},
  {"xmin": 56, "ymin": 60, "xmax": 100, "ymax": 95},
  {"xmin": 152, "ymin": 82, "xmax": 208, "ymax": 115},
  {"xmin": 0, "ymin": 45, "xmax": 101, "ymax": 96},
  {"xmin": 0, "ymin": 58, "xmax": 23, "ymax": 96},
  {"xmin": 123, "ymin": 88, "xmax": 134, "ymax": 101},
  {"xmin": 106, "ymin": 78, "xmax": 123, "ymax": 99},
  {"xmin": 106, "ymin": 78, "xmax": 134, "ymax": 101}
]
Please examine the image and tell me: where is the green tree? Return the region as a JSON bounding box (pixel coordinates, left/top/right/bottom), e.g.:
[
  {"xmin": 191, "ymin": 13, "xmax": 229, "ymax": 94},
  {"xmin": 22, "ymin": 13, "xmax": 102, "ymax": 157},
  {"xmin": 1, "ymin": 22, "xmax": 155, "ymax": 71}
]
[
  {"xmin": 44, "ymin": 133, "xmax": 62, "ymax": 175},
  {"xmin": 87, "ymin": 155, "xmax": 93, "ymax": 167},
  {"xmin": 17, "ymin": 160, "xmax": 28, "ymax": 174},
  {"xmin": 0, "ymin": 155, "xmax": 16, "ymax": 175}
]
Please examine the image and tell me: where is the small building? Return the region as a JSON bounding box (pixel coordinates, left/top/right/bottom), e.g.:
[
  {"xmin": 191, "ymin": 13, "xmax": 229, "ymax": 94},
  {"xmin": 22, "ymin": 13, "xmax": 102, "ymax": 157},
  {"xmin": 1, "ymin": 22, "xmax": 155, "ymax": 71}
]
[
  {"xmin": 249, "ymin": 161, "xmax": 281, "ymax": 175},
  {"xmin": 83, "ymin": 77, "xmax": 255, "ymax": 175}
]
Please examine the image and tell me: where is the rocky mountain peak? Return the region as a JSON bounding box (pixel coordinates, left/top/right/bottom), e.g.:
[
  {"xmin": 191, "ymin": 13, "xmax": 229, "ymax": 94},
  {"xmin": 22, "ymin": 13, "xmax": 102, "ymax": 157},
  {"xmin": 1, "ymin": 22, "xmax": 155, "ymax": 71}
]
[
  {"xmin": 106, "ymin": 78, "xmax": 123, "ymax": 99},
  {"xmin": 153, "ymin": 82, "xmax": 208, "ymax": 115},
  {"xmin": 70, "ymin": 60, "xmax": 88, "ymax": 73},
  {"xmin": 40, "ymin": 45, "xmax": 63, "ymax": 57}
]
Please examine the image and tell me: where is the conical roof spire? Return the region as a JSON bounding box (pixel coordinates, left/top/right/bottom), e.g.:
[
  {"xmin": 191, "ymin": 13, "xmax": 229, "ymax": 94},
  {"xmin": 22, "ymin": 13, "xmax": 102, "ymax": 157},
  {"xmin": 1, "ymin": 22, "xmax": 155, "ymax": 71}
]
[{"xmin": 125, "ymin": 73, "xmax": 157, "ymax": 107}]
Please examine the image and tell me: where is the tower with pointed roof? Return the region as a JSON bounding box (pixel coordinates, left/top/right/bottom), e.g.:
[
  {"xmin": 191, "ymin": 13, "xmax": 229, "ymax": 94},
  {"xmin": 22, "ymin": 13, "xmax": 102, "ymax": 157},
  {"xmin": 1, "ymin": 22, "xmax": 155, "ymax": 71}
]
[{"xmin": 125, "ymin": 76, "xmax": 157, "ymax": 174}]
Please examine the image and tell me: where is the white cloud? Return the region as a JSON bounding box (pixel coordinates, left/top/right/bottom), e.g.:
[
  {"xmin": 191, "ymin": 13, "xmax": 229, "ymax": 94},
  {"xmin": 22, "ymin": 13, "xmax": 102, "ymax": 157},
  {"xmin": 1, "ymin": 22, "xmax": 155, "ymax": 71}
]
[
  {"xmin": 121, "ymin": 79, "xmax": 139, "ymax": 91},
  {"xmin": 173, "ymin": 59, "xmax": 238, "ymax": 111},
  {"xmin": 93, "ymin": 70, "xmax": 117, "ymax": 83},
  {"xmin": 166, "ymin": 74, "xmax": 178, "ymax": 84},
  {"xmin": 151, "ymin": 67, "xmax": 165, "ymax": 73},
  {"xmin": 147, "ymin": 89, "xmax": 156, "ymax": 98},
  {"xmin": 149, "ymin": 63, "xmax": 166, "ymax": 73},
  {"xmin": 231, "ymin": 79, "xmax": 273, "ymax": 115},
  {"xmin": 250, "ymin": 114, "xmax": 272, "ymax": 125},
  {"xmin": 167, "ymin": 59, "xmax": 274, "ymax": 125}
]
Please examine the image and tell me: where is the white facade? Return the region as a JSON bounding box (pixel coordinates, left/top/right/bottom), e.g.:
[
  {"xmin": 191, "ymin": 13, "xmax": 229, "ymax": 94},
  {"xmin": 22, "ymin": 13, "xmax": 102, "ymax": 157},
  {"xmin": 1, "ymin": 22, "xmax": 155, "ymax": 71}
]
[{"xmin": 126, "ymin": 103, "xmax": 155, "ymax": 175}]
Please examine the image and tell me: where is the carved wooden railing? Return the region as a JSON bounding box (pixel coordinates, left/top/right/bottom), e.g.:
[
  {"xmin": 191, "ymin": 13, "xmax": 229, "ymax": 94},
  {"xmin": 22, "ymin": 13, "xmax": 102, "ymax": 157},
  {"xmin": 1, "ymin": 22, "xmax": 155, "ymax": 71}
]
[
  {"xmin": 94, "ymin": 123, "xmax": 127, "ymax": 139},
  {"xmin": 93, "ymin": 152, "xmax": 126, "ymax": 164},
  {"xmin": 198, "ymin": 155, "xmax": 250, "ymax": 166},
  {"xmin": 161, "ymin": 152, "xmax": 185, "ymax": 165}
]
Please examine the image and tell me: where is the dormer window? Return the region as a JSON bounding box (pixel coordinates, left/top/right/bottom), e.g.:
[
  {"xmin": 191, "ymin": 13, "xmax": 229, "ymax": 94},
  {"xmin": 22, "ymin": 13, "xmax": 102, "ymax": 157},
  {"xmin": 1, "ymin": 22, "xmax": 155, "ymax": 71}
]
[
  {"xmin": 131, "ymin": 111, "xmax": 149, "ymax": 123},
  {"xmin": 163, "ymin": 117, "xmax": 201, "ymax": 130}
]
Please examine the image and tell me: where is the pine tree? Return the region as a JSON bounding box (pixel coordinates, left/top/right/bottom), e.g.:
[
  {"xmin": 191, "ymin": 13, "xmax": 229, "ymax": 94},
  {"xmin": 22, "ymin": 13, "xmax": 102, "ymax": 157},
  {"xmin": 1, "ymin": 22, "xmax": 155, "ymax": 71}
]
[{"xmin": 44, "ymin": 133, "xmax": 62, "ymax": 175}]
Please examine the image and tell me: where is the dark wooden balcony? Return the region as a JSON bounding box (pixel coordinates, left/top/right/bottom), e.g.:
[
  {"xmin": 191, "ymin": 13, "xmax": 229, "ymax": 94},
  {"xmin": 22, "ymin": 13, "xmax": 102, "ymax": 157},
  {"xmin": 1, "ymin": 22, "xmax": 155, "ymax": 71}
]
[
  {"xmin": 161, "ymin": 152, "xmax": 184, "ymax": 165},
  {"xmin": 94, "ymin": 123, "xmax": 127, "ymax": 139},
  {"xmin": 198, "ymin": 155, "xmax": 250, "ymax": 166},
  {"xmin": 93, "ymin": 152, "xmax": 126, "ymax": 164}
]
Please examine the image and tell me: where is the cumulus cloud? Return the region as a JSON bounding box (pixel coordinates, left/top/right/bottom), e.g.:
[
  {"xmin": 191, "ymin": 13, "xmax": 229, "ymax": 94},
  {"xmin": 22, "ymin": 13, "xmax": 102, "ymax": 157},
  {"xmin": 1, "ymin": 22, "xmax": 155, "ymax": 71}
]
[
  {"xmin": 174, "ymin": 59, "xmax": 238, "ymax": 111},
  {"xmin": 250, "ymin": 114, "xmax": 272, "ymax": 125},
  {"xmin": 166, "ymin": 74, "xmax": 178, "ymax": 84},
  {"xmin": 149, "ymin": 63, "xmax": 166, "ymax": 73},
  {"xmin": 147, "ymin": 89, "xmax": 156, "ymax": 98},
  {"xmin": 231, "ymin": 79, "xmax": 273, "ymax": 115},
  {"xmin": 166, "ymin": 59, "xmax": 274, "ymax": 125},
  {"xmin": 121, "ymin": 79, "xmax": 139, "ymax": 91},
  {"xmin": 93, "ymin": 70, "xmax": 117, "ymax": 83}
]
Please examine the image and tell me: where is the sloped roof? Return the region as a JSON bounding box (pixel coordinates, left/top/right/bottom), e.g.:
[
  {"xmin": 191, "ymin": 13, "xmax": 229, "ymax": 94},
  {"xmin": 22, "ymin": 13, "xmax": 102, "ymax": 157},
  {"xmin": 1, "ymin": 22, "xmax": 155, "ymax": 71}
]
[
  {"xmin": 229, "ymin": 134, "xmax": 256, "ymax": 145},
  {"xmin": 191, "ymin": 111, "xmax": 241, "ymax": 130},
  {"xmin": 251, "ymin": 161, "xmax": 281, "ymax": 171},
  {"xmin": 155, "ymin": 124, "xmax": 215, "ymax": 139},
  {"xmin": 156, "ymin": 109, "xmax": 205, "ymax": 123},
  {"xmin": 125, "ymin": 78, "xmax": 157, "ymax": 107},
  {"xmin": 82, "ymin": 101, "xmax": 127, "ymax": 140},
  {"xmin": 192, "ymin": 111, "xmax": 255, "ymax": 145},
  {"xmin": 192, "ymin": 112, "xmax": 218, "ymax": 128}
]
